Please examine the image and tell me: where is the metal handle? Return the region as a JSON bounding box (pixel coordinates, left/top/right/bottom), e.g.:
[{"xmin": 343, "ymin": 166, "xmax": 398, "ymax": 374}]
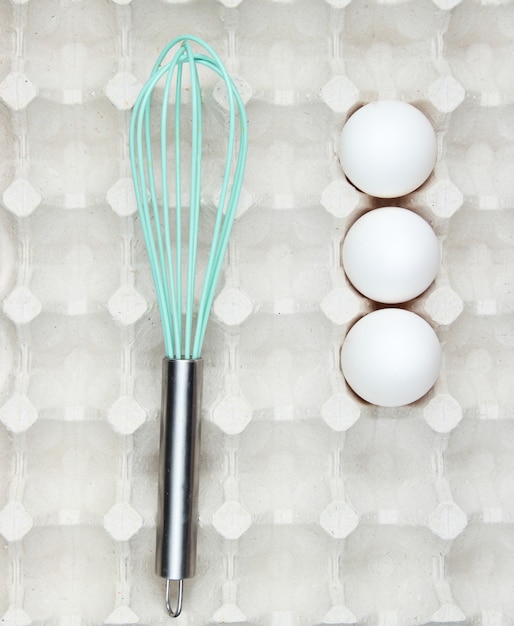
[{"xmin": 155, "ymin": 358, "xmax": 203, "ymax": 585}]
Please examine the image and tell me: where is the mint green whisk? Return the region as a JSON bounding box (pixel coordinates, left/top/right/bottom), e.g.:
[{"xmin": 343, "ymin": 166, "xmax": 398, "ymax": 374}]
[{"xmin": 129, "ymin": 35, "xmax": 248, "ymax": 618}]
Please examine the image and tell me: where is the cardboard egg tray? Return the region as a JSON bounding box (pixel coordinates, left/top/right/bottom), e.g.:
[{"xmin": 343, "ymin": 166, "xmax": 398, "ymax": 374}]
[{"xmin": 1, "ymin": 1, "xmax": 514, "ymax": 624}]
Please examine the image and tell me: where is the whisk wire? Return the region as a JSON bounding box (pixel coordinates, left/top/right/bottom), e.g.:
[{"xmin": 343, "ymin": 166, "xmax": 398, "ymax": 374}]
[
  {"xmin": 174, "ymin": 59, "xmax": 183, "ymax": 355},
  {"xmin": 185, "ymin": 41, "xmax": 202, "ymax": 360},
  {"xmin": 161, "ymin": 51, "xmax": 181, "ymax": 358}
]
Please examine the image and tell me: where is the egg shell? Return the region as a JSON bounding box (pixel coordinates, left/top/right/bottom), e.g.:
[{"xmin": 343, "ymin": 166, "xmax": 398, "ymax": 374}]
[
  {"xmin": 341, "ymin": 309, "xmax": 441, "ymax": 407},
  {"xmin": 338, "ymin": 100, "xmax": 437, "ymax": 198},
  {"xmin": 342, "ymin": 207, "xmax": 440, "ymax": 304}
]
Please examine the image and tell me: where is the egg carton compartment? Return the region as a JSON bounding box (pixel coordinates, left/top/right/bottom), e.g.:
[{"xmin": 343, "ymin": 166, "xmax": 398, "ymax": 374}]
[{"xmin": 1, "ymin": 0, "xmax": 514, "ymax": 625}]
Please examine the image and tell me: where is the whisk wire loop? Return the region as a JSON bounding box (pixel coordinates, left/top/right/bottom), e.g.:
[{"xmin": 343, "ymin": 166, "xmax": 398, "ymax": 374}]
[
  {"xmin": 130, "ymin": 35, "xmax": 248, "ymax": 361},
  {"xmin": 191, "ymin": 57, "xmax": 247, "ymax": 356},
  {"xmin": 131, "ymin": 56, "xmax": 183, "ymax": 356},
  {"xmin": 132, "ymin": 66, "xmax": 169, "ymax": 350}
]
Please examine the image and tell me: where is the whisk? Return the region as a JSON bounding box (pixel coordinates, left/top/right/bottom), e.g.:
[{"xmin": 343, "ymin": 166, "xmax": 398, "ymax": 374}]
[{"xmin": 129, "ymin": 35, "xmax": 248, "ymax": 617}]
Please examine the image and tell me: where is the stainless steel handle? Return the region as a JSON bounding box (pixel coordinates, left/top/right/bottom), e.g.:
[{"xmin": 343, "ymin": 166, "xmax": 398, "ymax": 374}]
[{"xmin": 155, "ymin": 358, "xmax": 203, "ymax": 584}]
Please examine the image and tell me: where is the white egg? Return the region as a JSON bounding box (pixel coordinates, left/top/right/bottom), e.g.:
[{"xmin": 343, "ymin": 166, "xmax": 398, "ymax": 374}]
[
  {"xmin": 339, "ymin": 100, "xmax": 437, "ymax": 198},
  {"xmin": 341, "ymin": 309, "xmax": 441, "ymax": 407},
  {"xmin": 342, "ymin": 207, "xmax": 439, "ymax": 303}
]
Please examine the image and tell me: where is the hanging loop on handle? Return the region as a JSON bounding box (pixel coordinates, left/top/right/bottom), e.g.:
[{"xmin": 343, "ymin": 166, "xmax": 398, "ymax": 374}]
[{"xmin": 165, "ymin": 578, "xmax": 184, "ymax": 618}]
